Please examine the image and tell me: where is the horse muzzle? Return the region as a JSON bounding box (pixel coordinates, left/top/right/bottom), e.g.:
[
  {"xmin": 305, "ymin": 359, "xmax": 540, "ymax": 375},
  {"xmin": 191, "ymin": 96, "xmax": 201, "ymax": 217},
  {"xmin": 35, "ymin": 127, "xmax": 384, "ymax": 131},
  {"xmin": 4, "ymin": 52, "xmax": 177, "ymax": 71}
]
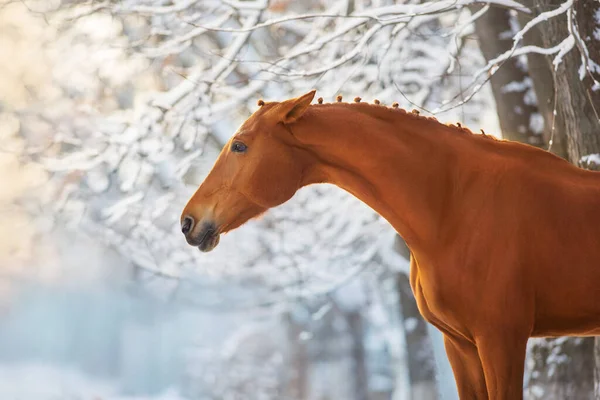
[{"xmin": 181, "ymin": 217, "xmax": 220, "ymax": 252}]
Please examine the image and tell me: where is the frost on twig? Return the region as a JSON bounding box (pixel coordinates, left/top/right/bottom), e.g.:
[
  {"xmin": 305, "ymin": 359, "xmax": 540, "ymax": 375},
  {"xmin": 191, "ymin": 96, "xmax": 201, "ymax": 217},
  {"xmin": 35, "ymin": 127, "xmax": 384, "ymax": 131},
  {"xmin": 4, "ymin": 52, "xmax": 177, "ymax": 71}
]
[{"xmin": 449, "ymin": 0, "xmax": 597, "ymax": 114}]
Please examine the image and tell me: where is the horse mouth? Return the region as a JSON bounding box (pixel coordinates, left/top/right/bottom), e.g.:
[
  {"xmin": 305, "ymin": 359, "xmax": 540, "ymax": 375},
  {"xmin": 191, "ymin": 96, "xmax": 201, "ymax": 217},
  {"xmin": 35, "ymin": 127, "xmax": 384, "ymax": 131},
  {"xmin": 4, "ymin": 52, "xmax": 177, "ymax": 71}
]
[
  {"xmin": 186, "ymin": 222, "xmax": 220, "ymax": 252},
  {"xmin": 198, "ymin": 232, "xmax": 220, "ymax": 252}
]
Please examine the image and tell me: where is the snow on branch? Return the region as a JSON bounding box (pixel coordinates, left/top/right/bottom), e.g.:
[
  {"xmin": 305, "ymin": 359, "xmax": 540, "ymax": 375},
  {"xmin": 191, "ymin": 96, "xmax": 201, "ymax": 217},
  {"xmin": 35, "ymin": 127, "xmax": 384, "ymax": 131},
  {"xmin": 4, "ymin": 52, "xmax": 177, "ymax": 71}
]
[
  {"xmin": 185, "ymin": 0, "xmax": 528, "ymax": 35},
  {"xmin": 434, "ymin": 0, "xmax": 591, "ymax": 114}
]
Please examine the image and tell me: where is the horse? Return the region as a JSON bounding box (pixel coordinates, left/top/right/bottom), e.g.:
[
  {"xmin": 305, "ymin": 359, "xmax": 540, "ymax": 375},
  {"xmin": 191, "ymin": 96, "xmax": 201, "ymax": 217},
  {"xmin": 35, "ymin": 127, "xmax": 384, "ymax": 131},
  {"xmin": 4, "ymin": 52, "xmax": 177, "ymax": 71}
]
[{"xmin": 180, "ymin": 90, "xmax": 600, "ymax": 399}]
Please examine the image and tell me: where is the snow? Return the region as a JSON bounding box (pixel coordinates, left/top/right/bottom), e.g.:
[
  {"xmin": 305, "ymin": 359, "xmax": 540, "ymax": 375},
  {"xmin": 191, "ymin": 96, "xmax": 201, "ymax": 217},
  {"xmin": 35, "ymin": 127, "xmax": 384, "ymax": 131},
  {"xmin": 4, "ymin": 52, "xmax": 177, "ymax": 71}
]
[
  {"xmin": 0, "ymin": 363, "xmax": 188, "ymax": 400},
  {"xmin": 299, "ymin": 331, "xmax": 314, "ymax": 341},
  {"xmin": 501, "ymin": 78, "xmax": 533, "ymax": 93},
  {"xmin": 471, "ymin": 0, "xmax": 585, "ymax": 100},
  {"xmin": 552, "ymin": 35, "xmax": 575, "ymax": 70},
  {"xmin": 404, "ymin": 317, "xmax": 419, "ymax": 333},
  {"xmin": 581, "ymin": 154, "xmax": 600, "ymax": 166},
  {"xmin": 589, "ymin": 60, "xmax": 600, "ymax": 76},
  {"xmin": 529, "ymin": 113, "xmax": 544, "ymax": 135}
]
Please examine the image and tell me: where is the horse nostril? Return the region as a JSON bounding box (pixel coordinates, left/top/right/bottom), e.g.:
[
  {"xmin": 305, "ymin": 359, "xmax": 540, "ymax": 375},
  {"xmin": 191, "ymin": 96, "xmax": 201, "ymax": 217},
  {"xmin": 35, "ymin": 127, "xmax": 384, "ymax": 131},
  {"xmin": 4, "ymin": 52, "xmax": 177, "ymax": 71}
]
[{"xmin": 181, "ymin": 216, "xmax": 194, "ymax": 235}]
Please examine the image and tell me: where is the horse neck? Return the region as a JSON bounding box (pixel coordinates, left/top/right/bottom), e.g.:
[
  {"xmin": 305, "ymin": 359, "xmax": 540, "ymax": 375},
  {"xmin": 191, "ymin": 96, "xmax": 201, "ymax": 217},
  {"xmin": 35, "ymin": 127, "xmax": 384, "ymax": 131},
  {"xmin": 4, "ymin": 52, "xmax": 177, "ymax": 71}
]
[{"xmin": 292, "ymin": 104, "xmax": 473, "ymax": 255}]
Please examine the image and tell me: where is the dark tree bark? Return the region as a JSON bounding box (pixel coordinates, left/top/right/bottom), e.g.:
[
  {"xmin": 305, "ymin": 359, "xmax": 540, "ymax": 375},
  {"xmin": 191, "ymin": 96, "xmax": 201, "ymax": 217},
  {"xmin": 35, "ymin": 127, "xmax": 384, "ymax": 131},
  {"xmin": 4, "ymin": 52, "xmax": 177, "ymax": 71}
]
[
  {"xmin": 517, "ymin": 9, "xmax": 569, "ymax": 159},
  {"xmin": 472, "ymin": 5, "xmax": 545, "ymax": 147},
  {"xmin": 526, "ymin": 337, "xmax": 595, "ymax": 400},
  {"xmin": 518, "ymin": 0, "xmax": 600, "ymax": 166},
  {"xmin": 596, "ymin": 337, "xmax": 600, "ymax": 398},
  {"xmin": 567, "ymin": 0, "xmax": 600, "ymax": 168},
  {"xmin": 534, "ymin": 0, "xmax": 600, "ymax": 167}
]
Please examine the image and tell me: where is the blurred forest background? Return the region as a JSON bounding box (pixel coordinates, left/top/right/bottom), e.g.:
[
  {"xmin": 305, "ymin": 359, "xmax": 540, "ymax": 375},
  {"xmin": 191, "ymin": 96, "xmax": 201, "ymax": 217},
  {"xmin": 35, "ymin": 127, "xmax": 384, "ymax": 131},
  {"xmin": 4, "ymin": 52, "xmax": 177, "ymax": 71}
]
[{"xmin": 0, "ymin": 0, "xmax": 599, "ymax": 399}]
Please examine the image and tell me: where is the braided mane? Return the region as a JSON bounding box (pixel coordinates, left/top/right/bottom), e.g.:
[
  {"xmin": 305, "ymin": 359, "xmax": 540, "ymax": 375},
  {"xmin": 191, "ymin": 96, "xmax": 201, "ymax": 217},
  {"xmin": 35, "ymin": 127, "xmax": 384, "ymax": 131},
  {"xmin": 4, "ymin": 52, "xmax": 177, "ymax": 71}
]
[{"xmin": 257, "ymin": 95, "xmax": 496, "ymax": 140}]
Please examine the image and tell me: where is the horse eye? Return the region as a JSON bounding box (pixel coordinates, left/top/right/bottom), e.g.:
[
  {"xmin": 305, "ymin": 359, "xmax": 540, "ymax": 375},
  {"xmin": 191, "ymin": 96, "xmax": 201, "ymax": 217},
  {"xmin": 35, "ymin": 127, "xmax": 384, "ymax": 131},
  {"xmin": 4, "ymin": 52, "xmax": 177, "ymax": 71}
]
[{"xmin": 231, "ymin": 141, "xmax": 247, "ymax": 153}]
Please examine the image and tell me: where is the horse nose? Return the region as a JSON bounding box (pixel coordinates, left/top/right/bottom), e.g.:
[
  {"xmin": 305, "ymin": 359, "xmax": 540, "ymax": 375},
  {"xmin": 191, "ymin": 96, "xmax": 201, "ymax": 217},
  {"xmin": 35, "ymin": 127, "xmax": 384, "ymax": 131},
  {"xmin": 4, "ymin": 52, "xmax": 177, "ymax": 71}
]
[{"xmin": 181, "ymin": 215, "xmax": 194, "ymax": 236}]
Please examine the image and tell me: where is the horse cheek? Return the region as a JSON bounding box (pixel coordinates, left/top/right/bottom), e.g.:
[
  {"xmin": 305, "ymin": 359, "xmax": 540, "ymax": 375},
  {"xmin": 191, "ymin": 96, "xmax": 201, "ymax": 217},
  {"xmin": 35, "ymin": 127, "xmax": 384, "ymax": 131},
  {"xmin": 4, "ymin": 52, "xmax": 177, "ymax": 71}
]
[{"xmin": 251, "ymin": 163, "xmax": 299, "ymax": 207}]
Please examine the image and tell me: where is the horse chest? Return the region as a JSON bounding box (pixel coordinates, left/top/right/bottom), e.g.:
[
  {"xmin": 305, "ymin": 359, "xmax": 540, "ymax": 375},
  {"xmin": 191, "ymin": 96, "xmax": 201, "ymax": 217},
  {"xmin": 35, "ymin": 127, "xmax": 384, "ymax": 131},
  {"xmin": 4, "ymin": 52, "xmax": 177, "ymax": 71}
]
[{"xmin": 409, "ymin": 257, "xmax": 474, "ymax": 338}]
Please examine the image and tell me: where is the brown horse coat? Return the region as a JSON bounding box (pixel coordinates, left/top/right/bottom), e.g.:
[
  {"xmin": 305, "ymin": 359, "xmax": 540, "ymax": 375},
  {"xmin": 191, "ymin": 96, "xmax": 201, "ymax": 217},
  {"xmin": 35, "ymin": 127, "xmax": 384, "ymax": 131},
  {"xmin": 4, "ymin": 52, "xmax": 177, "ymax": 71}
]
[{"xmin": 181, "ymin": 90, "xmax": 600, "ymax": 399}]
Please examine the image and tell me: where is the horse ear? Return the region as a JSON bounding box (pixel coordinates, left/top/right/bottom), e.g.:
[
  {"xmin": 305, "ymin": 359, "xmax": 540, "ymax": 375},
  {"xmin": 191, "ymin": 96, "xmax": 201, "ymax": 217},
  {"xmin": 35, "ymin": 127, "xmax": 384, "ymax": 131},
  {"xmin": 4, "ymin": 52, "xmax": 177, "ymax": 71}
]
[{"xmin": 278, "ymin": 90, "xmax": 316, "ymax": 124}]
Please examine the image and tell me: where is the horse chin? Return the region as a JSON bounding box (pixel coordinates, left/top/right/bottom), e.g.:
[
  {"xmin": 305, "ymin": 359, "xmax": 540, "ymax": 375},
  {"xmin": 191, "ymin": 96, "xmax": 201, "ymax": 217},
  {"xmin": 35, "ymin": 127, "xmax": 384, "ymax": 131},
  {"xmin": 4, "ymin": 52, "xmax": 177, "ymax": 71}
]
[{"xmin": 198, "ymin": 234, "xmax": 220, "ymax": 253}]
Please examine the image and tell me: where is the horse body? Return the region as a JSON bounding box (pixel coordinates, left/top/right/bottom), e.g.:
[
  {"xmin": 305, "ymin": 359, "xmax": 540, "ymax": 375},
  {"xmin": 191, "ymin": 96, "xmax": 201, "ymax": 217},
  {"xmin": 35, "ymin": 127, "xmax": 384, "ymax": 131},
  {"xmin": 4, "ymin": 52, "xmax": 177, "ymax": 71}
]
[{"xmin": 181, "ymin": 91, "xmax": 600, "ymax": 399}]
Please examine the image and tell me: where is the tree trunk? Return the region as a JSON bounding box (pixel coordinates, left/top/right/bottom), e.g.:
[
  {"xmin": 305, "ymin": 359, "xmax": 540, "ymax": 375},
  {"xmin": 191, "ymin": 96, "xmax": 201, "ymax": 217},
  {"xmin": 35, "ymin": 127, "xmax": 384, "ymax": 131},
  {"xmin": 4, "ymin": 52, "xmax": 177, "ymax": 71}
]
[
  {"xmin": 596, "ymin": 336, "xmax": 600, "ymax": 398},
  {"xmin": 537, "ymin": 0, "xmax": 600, "ymax": 166},
  {"xmin": 472, "ymin": 5, "xmax": 544, "ymax": 147},
  {"xmin": 526, "ymin": 337, "xmax": 595, "ymax": 399},
  {"xmin": 516, "ymin": 9, "xmax": 569, "ymax": 159}
]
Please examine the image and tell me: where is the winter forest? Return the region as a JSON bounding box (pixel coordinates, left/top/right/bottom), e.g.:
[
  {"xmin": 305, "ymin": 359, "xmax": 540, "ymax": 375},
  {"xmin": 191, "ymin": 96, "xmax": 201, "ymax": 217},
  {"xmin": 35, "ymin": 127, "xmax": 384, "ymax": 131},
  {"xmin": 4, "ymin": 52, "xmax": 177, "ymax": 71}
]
[{"xmin": 0, "ymin": 0, "xmax": 599, "ymax": 399}]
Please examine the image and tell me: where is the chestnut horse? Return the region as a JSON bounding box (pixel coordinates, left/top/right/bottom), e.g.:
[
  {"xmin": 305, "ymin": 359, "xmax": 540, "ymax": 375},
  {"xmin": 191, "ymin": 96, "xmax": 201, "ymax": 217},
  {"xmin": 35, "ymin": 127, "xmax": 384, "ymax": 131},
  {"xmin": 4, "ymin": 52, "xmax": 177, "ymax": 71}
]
[{"xmin": 181, "ymin": 90, "xmax": 600, "ymax": 399}]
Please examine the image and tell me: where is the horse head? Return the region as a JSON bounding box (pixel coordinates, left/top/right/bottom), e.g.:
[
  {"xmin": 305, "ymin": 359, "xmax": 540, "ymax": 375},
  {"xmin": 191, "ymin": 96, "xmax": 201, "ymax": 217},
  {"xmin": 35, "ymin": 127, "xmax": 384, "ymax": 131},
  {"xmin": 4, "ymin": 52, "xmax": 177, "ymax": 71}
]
[{"xmin": 181, "ymin": 90, "xmax": 316, "ymax": 252}]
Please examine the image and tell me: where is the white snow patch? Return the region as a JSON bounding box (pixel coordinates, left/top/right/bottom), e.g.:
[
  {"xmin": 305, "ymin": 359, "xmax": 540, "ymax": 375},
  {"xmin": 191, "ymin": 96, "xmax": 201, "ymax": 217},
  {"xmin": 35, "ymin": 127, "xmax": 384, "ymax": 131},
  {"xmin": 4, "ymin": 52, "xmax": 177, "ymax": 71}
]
[
  {"xmin": 590, "ymin": 59, "xmax": 600, "ymax": 75},
  {"xmin": 581, "ymin": 154, "xmax": 600, "ymax": 165},
  {"xmin": 404, "ymin": 317, "xmax": 419, "ymax": 333},
  {"xmin": 0, "ymin": 363, "xmax": 187, "ymax": 400},
  {"xmin": 529, "ymin": 384, "xmax": 545, "ymax": 398},
  {"xmin": 498, "ymin": 29, "xmax": 514, "ymax": 40},
  {"xmin": 529, "ymin": 113, "xmax": 544, "ymax": 134},
  {"xmin": 552, "ymin": 35, "xmax": 575, "ymax": 70},
  {"xmin": 501, "ymin": 78, "xmax": 532, "ymax": 93},
  {"xmin": 523, "ymin": 87, "xmax": 538, "ymax": 106}
]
